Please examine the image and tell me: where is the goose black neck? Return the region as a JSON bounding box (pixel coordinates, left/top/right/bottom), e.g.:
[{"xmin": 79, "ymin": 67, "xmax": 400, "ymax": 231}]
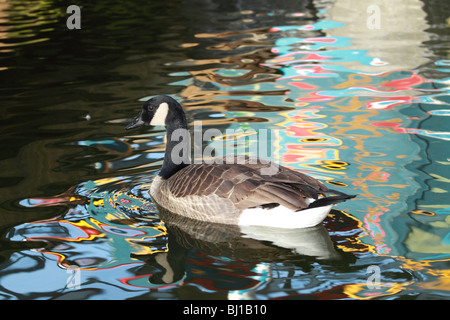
[{"xmin": 159, "ymin": 115, "xmax": 190, "ymax": 180}]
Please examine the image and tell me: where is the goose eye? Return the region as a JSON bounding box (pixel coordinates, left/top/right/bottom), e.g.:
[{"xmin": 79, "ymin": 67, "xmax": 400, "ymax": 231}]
[{"xmin": 148, "ymin": 105, "xmax": 154, "ymax": 112}]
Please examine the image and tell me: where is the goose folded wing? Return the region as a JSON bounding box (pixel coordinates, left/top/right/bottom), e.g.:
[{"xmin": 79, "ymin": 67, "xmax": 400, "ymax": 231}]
[{"xmin": 165, "ymin": 164, "xmax": 325, "ymax": 211}]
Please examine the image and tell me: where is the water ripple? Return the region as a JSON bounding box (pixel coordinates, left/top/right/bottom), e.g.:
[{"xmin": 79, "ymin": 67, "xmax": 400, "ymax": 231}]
[{"xmin": 1, "ymin": 1, "xmax": 449, "ymax": 300}]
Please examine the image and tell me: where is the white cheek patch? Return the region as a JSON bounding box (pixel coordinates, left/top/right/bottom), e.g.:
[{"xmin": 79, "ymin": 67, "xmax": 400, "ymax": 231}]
[{"xmin": 150, "ymin": 102, "xmax": 169, "ymax": 126}]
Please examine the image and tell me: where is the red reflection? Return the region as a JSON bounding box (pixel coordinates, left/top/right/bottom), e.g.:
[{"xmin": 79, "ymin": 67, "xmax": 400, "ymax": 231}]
[{"xmin": 381, "ymin": 73, "xmax": 424, "ymax": 90}]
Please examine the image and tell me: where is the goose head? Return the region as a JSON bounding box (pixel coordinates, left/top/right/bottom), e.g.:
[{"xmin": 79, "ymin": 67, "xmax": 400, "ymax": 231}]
[
  {"xmin": 125, "ymin": 95, "xmax": 187, "ymax": 130},
  {"xmin": 125, "ymin": 95, "xmax": 190, "ymax": 179}
]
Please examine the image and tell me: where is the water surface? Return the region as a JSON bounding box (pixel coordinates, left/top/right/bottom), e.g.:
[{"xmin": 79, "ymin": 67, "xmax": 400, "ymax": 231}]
[{"xmin": 0, "ymin": 0, "xmax": 449, "ymax": 299}]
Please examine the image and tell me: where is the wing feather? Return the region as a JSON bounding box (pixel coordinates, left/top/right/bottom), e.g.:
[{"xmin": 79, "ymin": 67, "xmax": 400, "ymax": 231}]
[{"xmin": 165, "ymin": 156, "xmax": 333, "ymax": 211}]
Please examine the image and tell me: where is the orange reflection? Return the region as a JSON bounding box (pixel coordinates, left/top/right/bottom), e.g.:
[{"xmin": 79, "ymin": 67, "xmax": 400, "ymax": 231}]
[{"xmin": 343, "ymin": 281, "xmax": 413, "ymax": 300}]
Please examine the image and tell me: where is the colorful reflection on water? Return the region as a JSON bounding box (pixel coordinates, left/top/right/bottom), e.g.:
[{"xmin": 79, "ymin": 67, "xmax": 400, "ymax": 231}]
[{"xmin": 1, "ymin": 0, "xmax": 450, "ymax": 299}]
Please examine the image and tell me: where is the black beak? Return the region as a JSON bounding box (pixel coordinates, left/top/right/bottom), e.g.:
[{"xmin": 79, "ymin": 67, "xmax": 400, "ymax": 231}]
[{"xmin": 125, "ymin": 112, "xmax": 145, "ymax": 130}]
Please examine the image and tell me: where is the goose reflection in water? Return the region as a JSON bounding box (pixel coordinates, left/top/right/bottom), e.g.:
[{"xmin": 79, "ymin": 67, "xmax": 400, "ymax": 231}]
[{"xmin": 134, "ymin": 206, "xmax": 352, "ymax": 288}]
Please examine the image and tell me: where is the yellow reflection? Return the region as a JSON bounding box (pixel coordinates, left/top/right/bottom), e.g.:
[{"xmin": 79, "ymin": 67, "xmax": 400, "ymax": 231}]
[
  {"xmin": 93, "ymin": 178, "xmax": 122, "ymax": 186},
  {"xmin": 127, "ymin": 237, "xmax": 168, "ymax": 257},
  {"xmin": 326, "ymin": 180, "xmax": 348, "ymax": 187},
  {"xmin": 73, "ymin": 219, "xmax": 106, "ymax": 241},
  {"xmin": 422, "ymin": 269, "xmax": 450, "ymax": 291},
  {"xmin": 397, "ymin": 256, "xmax": 450, "ymax": 292},
  {"xmin": 397, "ymin": 256, "xmax": 431, "ymax": 272},
  {"xmin": 344, "ymin": 281, "xmax": 413, "ymax": 299}
]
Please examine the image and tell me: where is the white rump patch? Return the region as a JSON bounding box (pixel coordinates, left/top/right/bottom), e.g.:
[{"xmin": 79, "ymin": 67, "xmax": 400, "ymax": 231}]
[
  {"xmin": 239, "ymin": 204, "xmax": 333, "ymax": 229},
  {"xmin": 150, "ymin": 102, "xmax": 169, "ymax": 126}
]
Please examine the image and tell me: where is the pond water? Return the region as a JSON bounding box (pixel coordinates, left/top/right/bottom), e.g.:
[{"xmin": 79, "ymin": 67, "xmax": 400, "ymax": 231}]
[{"xmin": 0, "ymin": 0, "xmax": 449, "ymax": 300}]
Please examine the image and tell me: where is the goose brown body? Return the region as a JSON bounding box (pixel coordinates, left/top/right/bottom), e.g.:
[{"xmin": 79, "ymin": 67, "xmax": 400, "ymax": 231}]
[{"xmin": 151, "ymin": 156, "xmax": 353, "ymax": 225}]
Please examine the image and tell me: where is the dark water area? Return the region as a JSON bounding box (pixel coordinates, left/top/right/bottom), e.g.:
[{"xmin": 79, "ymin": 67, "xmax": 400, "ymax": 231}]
[{"xmin": 0, "ymin": 0, "xmax": 449, "ymax": 300}]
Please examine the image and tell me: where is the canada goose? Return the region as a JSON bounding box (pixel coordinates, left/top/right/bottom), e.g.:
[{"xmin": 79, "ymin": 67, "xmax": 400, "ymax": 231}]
[{"xmin": 125, "ymin": 95, "xmax": 355, "ymax": 228}]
